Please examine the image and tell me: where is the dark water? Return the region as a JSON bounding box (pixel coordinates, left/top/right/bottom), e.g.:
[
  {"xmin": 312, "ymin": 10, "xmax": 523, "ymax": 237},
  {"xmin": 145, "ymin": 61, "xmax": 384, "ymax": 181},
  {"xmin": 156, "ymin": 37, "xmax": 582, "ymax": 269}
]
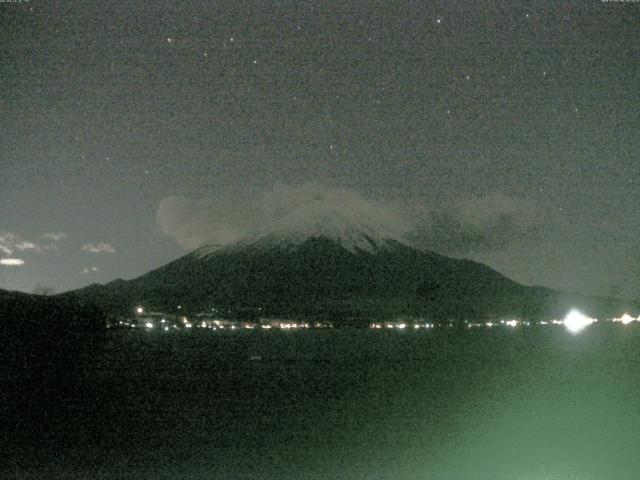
[{"xmin": 4, "ymin": 325, "xmax": 640, "ymax": 479}]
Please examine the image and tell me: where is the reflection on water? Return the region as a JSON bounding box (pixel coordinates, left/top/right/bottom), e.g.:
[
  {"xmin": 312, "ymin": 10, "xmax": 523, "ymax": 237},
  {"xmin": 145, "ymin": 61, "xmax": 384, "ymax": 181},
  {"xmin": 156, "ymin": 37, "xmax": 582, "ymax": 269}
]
[{"xmin": 4, "ymin": 324, "xmax": 640, "ymax": 479}]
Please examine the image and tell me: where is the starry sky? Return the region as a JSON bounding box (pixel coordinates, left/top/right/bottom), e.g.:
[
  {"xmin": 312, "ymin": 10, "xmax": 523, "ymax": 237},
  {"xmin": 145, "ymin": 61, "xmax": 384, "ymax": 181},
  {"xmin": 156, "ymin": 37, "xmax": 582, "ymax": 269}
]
[{"xmin": 1, "ymin": 0, "xmax": 639, "ymax": 298}]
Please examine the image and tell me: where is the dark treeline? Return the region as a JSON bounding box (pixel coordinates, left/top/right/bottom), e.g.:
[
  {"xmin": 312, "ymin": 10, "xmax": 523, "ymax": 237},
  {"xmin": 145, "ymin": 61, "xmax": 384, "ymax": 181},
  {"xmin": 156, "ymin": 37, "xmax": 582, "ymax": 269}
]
[{"xmin": 0, "ymin": 290, "xmax": 106, "ymax": 441}]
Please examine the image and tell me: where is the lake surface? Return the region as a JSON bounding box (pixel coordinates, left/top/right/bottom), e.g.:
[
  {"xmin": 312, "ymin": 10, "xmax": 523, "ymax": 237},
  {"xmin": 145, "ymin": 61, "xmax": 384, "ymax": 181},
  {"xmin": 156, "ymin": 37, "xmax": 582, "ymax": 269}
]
[{"xmin": 4, "ymin": 324, "xmax": 640, "ymax": 479}]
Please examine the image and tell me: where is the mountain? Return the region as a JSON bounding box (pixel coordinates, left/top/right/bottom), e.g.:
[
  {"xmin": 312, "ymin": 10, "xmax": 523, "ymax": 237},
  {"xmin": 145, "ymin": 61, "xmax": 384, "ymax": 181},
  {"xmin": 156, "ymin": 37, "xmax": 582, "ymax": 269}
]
[
  {"xmin": 0, "ymin": 288, "xmax": 105, "ymax": 335},
  {"xmin": 1, "ymin": 288, "xmax": 105, "ymax": 386},
  {"xmin": 63, "ymin": 200, "xmax": 637, "ymax": 323}
]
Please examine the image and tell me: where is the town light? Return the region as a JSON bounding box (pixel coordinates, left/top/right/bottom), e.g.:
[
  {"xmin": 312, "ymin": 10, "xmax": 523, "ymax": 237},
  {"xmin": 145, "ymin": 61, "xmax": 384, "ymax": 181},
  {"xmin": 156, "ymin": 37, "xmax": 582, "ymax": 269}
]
[
  {"xmin": 618, "ymin": 313, "xmax": 635, "ymax": 325},
  {"xmin": 564, "ymin": 309, "xmax": 595, "ymax": 334}
]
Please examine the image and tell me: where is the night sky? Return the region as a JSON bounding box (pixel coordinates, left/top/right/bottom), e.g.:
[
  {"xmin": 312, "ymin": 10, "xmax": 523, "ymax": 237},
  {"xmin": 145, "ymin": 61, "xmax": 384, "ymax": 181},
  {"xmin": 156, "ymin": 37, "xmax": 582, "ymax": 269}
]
[{"xmin": 1, "ymin": 1, "xmax": 638, "ymax": 298}]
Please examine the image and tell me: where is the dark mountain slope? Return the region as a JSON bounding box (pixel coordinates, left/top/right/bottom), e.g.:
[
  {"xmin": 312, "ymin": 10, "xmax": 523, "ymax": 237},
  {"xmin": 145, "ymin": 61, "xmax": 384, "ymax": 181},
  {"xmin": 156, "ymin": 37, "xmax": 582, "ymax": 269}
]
[
  {"xmin": 62, "ymin": 200, "xmax": 637, "ymax": 322},
  {"xmin": 62, "ymin": 237, "xmax": 633, "ymax": 323}
]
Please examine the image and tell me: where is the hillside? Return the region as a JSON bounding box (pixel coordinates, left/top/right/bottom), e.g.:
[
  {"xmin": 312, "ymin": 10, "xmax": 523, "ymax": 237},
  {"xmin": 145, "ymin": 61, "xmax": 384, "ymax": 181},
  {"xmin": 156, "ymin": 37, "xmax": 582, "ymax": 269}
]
[{"xmin": 61, "ymin": 199, "xmax": 637, "ymax": 322}]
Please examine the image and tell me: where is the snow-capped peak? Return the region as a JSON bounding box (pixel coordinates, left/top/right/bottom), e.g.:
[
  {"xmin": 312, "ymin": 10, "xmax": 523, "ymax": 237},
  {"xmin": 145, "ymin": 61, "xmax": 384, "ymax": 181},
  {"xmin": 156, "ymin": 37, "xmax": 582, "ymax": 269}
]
[{"xmin": 194, "ymin": 197, "xmax": 411, "ymax": 257}]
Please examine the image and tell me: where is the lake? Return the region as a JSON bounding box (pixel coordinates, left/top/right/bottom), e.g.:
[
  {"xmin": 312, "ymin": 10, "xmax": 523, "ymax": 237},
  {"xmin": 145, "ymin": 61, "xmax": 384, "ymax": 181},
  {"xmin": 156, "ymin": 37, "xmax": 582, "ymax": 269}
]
[{"xmin": 3, "ymin": 324, "xmax": 640, "ymax": 479}]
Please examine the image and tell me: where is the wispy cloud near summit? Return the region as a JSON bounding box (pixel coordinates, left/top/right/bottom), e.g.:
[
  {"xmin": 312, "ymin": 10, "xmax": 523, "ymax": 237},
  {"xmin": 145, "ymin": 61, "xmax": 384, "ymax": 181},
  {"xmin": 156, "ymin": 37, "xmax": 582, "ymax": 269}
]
[
  {"xmin": 155, "ymin": 183, "xmax": 543, "ymax": 255},
  {"xmin": 408, "ymin": 193, "xmax": 545, "ymax": 256},
  {"xmin": 156, "ymin": 182, "xmax": 411, "ymax": 250}
]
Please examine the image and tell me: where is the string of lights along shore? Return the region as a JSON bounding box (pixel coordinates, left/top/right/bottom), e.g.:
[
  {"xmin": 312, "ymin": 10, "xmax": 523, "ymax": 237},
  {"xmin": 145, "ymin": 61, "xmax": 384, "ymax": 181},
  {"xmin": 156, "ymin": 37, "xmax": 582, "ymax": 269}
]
[{"xmin": 126, "ymin": 305, "xmax": 637, "ymax": 336}]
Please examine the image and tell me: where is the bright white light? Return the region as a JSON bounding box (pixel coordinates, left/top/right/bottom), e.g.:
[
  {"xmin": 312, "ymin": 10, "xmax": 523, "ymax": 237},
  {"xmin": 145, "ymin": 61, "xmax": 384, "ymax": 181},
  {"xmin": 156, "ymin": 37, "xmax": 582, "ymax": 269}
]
[
  {"xmin": 485, "ymin": 322, "xmax": 494, "ymax": 327},
  {"xmin": 505, "ymin": 320, "xmax": 519, "ymax": 328},
  {"xmin": 185, "ymin": 323, "xmax": 192, "ymax": 328},
  {"xmin": 145, "ymin": 322, "xmax": 153, "ymax": 329},
  {"xmin": 0, "ymin": 258, "xmax": 25, "ymax": 266},
  {"xmin": 564, "ymin": 309, "xmax": 595, "ymax": 334},
  {"xmin": 136, "ymin": 306, "xmax": 144, "ymax": 314},
  {"xmin": 618, "ymin": 313, "xmax": 635, "ymax": 325},
  {"xmin": 397, "ymin": 323, "xmax": 406, "ymax": 329}
]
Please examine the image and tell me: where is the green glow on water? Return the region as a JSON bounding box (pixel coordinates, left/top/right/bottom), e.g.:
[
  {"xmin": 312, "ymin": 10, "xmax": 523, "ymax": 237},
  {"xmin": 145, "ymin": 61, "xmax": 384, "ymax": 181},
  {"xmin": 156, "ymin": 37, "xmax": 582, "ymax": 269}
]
[{"xmin": 5, "ymin": 325, "xmax": 640, "ymax": 479}]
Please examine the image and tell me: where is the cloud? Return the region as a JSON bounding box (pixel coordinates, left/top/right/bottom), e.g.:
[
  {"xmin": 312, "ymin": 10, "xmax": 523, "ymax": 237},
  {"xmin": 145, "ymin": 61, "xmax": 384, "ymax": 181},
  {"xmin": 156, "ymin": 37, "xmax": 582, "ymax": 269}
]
[
  {"xmin": 156, "ymin": 182, "xmax": 410, "ymax": 250},
  {"xmin": 43, "ymin": 232, "xmax": 67, "ymax": 242},
  {"xmin": 1, "ymin": 258, "xmax": 25, "ymax": 266},
  {"xmin": 82, "ymin": 243, "xmax": 115, "ymax": 254},
  {"xmin": 155, "ymin": 184, "xmax": 542, "ymax": 259},
  {"xmin": 82, "ymin": 266, "xmax": 99, "ymax": 274},
  {"xmin": 407, "ymin": 193, "xmax": 545, "ymax": 256},
  {"xmin": 0, "ymin": 232, "xmax": 46, "ymax": 255},
  {"xmin": 156, "ymin": 196, "xmax": 248, "ymax": 250},
  {"xmin": 259, "ymin": 182, "xmax": 410, "ymax": 236},
  {"xmin": 0, "ymin": 231, "xmax": 68, "ymax": 255},
  {"xmin": 15, "ymin": 241, "xmax": 40, "ymax": 251}
]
